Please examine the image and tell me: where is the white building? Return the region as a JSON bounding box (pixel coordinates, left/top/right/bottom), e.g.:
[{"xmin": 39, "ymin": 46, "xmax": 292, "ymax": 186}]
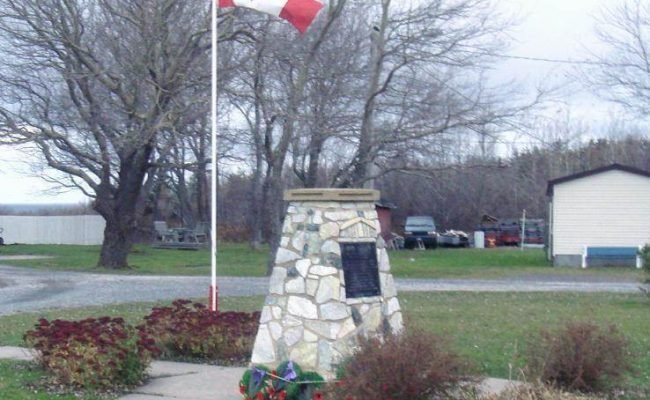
[
  {"xmin": 547, "ymin": 164, "xmax": 650, "ymax": 267},
  {"xmin": 0, "ymin": 215, "xmax": 104, "ymax": 245}
]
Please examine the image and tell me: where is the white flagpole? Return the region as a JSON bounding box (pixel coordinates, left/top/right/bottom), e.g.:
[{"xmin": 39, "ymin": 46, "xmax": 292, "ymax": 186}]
[{"xmin": 210, "ymin": 1, "xmax": 218, "ymax": 312}]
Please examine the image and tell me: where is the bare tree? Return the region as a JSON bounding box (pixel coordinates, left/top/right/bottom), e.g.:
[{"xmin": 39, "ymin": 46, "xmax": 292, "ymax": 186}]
[
  {"xmin": 329, "ymin": 0, "xmax": 532, "ymax": 188},
  {"xmin": 218, "ymin": 0, "xmax": 550, "ymax": 257},
  {"xmin": 583, "ymin": 0, "xmax": 650, "ymax": 116},
  {"xmin": 0, "ymin": 0, "xmax": 210, "ymax": 268},
  {"xmin": 220, "ymin": 1, "xmax": 347, "ymax": 272}
]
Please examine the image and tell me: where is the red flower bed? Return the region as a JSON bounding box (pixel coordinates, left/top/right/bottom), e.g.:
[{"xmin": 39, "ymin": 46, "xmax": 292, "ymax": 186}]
[
  {"xmin": 24, "ymin": 317, "xmax": 158, "ymax": 389},
  {"xmin": 139, "ymin": 299, "xmax": 260, "ymax": 365}
]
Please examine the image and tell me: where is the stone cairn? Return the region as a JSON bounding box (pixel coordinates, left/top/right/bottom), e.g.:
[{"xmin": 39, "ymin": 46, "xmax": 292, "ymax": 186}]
[{"xmin": 250, "ymin": 189, "xmax": 403, "ymax": 379}]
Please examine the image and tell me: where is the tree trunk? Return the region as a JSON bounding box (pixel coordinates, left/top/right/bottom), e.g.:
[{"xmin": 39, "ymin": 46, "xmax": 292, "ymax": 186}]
[
  {"xmin": 195, "ymin": 133, "xmax": 209, "ymax": 225},
  {"xmin": 95, "ymin": 145, "xmax": 153, "ymax": 269},
  {"xmin": 250, "ymin": 166, "xmax": 265, "ymax": 250},
  {"xmin": 98, "ymin": 215, "xmax": 133, "ymax": 268},
  {"xmin": 305, "ymin": 134, "xmax": 325, "ymax": 188},
  {"xmin": 265, "ymin": 174, "xmax": 284, "ymax": 276}
]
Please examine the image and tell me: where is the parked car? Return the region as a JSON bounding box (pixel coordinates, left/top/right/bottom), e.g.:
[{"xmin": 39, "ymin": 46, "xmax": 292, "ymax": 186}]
[{"xmin": 403, "ymin": 216, "xmax": 438, "ymax": 249}]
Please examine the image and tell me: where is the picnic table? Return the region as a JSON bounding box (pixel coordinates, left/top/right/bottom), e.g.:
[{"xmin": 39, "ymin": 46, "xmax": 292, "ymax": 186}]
[{"xmin": 153, "ymin": 222, "xmax": 208, "ymax": 250}]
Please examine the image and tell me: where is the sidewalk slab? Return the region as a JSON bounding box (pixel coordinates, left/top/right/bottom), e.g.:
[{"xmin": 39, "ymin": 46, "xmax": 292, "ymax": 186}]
[
  {"xmin": 120, "ymin": 361, "xmax": 246, "ymax": 400},
  {"xmin": 478, "ymin": 377, "xmax": 523, "ymax": 395},
  {"xmin": 0, "ymin": 346, "xmax": 35, "ymax": 361}
]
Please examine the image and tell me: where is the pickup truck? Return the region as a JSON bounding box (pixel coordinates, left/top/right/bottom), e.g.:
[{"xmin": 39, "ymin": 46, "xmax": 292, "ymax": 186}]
[{"xmin": 403, "ymin": 216, "xmax": 438, "ymax": 249}]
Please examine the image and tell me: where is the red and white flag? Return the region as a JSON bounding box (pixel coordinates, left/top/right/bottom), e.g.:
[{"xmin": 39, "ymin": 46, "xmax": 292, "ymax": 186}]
[{"xmin": 218, "ymin": 0, "xmax": 323, "ymax": 33}]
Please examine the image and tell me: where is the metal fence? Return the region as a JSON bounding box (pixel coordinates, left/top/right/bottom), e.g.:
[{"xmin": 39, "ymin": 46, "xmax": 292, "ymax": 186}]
[{"xmin": 0, "ymin": 215, "xmax": 104, "ymax": 245}]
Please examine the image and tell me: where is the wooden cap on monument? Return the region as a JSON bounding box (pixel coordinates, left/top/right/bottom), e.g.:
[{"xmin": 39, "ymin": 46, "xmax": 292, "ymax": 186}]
[{"xmin": 284, "ymin": 188, "xmax": 380, "ymax": 202}]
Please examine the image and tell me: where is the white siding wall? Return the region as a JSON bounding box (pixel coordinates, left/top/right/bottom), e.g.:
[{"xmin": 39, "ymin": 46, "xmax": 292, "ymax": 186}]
[
  {"xmin": 0, "ymin": 215, "xmax": 105, "ymax": 245},
  {"xmin": 552, "ymin": 170, "xmax": 650, "ymax": 256}
]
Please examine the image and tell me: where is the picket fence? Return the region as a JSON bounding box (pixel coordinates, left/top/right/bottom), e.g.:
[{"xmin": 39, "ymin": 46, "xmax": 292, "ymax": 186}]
[{"xmin": 0, "ymin": 215, "xmax": 104, "ymax": 245}]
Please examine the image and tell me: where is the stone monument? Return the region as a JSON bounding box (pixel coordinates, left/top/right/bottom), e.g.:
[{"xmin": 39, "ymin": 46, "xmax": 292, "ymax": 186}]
[{"xmin": 250, "ymin": 189, "xmax": 403, "ymax": 378}]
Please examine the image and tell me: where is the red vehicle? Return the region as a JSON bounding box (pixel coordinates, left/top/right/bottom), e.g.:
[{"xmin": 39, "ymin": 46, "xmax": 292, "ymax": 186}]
[
  {"xmin": 499, "ymin": 228, "xmax": 520, "ymax": 246},
  {"xmin": 477, "ymin": 216, "xmax": 545, "ymax": 247}
]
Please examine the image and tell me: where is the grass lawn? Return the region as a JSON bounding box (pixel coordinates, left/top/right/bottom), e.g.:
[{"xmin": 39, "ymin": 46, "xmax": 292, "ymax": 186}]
[
  {"xmin": 0, "ymin": 243, "xmax": 267, "ymax": 277},
  {"xmin": 0, "ymin": 360, "xmax": 90, "ymax": 400},
  {"xmin": 2, "ymin": 243, "xmax": 645, "ymax": 281},
  {"xmin": 404, "ymin": 291, "xmax": 650, "ymax": 393},
  {"xmin": 391, "ymin": 247, "xmax": 645, "ymax": 280},
  {"xmin": 1, "ymin": 292, "xmax": 648, "ymax": 398}
]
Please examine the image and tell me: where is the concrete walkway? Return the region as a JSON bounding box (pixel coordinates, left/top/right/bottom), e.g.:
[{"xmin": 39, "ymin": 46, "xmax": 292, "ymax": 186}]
[
  {"xmin": 0, "ymin": 346, "xmax": 518, "ymax": 399},
  {"xmin": 120, "ymin": 361, "xmax": 246, "ymax": 400}
]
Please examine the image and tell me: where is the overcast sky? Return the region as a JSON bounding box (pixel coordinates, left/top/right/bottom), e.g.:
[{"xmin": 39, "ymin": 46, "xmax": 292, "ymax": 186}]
[
  {"xmin": 495, "ymin": 0, "xmax": 622, "ymax": 118},
  {"xmin": 0, "ymin": 0, "xmax": 632, "ymax": 204}
]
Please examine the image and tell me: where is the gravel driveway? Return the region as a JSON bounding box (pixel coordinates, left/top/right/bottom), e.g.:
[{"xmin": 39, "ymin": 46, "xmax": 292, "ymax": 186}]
[{"xmin": 0, "ymin": 262, "xmax": 646, "ymax": 316}]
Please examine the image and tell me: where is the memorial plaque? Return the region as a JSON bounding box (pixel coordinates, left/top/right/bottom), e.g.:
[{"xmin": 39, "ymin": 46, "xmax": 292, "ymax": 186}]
[{"xmin": 340, "ymin": 242, "xmax": 381, "ymax": 298}]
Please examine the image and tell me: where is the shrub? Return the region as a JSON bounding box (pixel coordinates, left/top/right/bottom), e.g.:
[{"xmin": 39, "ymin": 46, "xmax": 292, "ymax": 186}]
[
  {"xmin": 329, "ymin": 330, "xmax": 468, "ymax": 400},
  {"xmin": 218, "ymin": 224, "xmax": 251, "ymax": 242},
  {"xmin": 239, "ymin": 361, "xmax": 325, "ymax": 400},
  {"xmin": 24, "ymin": 316, "xmax": 158, "ymax": 389},
  {"xmin": 640, "ymin": 245, "xmax": 650, "ymax": 271},
  {"xmin": 140, "ymin": 299, "xmax": 260, "ymax": 365},
  {"xmin": 526, "ymin": 321, "xmax": 634, "ymax": 393}
]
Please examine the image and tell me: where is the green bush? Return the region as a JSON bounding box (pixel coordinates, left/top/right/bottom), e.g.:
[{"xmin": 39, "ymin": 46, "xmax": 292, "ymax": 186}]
[
  {"xmin": 239, "ymin": 361, "xmax": 325, "ymax": 400},
  {"xmin": 526, "ymin": 321, "xmax": 634, "ymax": 393},
  {"xmin": 24, "ymin": 317, "xmax": 157, "ymax": 389},
  {"xmin": 329, "ymin": 330, "xmax": 468, "ymax": 400},
  {"xmin": 139, "ymin": 299, "xmax": 259, "ymax": 365},
  {"xmin": 640, "ymin": 244, "xmax": 650, "ymax": 277}
]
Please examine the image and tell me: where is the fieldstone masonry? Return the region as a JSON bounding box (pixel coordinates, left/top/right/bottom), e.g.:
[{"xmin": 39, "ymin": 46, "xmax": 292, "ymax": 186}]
[{"xmin": 250, "ymin": 189, "xmax": 403, "ymax": 378}]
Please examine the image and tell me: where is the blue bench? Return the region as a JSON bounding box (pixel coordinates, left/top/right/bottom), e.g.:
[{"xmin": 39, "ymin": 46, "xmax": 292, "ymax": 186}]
[{"xmin": 582, "ymin": 246, "xmax": 642, "ymax": 268}]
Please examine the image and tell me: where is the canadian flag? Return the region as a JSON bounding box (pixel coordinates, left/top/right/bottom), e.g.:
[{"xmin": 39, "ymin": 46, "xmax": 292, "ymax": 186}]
[{"xmin": 218, "ymin": 0, "xmax": 324, "ymax": 33}]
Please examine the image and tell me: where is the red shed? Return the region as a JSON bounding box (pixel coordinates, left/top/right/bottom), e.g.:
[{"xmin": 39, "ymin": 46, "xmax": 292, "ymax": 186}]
[{"xmin": 375, "ymin": 202, "xmax": 395, "ymax": 242}]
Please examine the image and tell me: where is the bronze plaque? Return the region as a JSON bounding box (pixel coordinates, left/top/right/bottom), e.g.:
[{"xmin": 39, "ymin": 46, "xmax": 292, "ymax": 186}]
[{"xmin": 341, "ymin": 242, "xmax": 381, "ymax": 298}]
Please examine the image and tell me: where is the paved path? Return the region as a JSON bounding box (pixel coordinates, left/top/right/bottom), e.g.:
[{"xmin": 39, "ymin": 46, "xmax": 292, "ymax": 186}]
[
  {"xmin": 0, "ymin": 263, "xmax": 647, "ymax": 316},
  {"xmin": 0, "ymin": 264, "xmax": 266, "ymax": 316},
  {"xmin": 0, "ymin": 346, "xmax": 517, "ymax": 399},
  {"xmin": 397, "ymin": 277, "xmax": 646, "ymax": 293}
]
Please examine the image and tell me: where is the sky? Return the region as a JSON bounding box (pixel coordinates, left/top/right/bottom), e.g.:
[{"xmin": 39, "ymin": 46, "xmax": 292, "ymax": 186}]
[
  {"xmin": 0, "ymin": 146, "xmax": 88, "ymax": 204},
  {"xmin": 484, "ymin": 0, "xmax": 629, "ymax": 152},
  {"xmin": 0, "ymin": 0, "xmax": 630, "ymax": 204},
  {"xmin": 493, "ymin": 0, "xmax": 626, "ymax": 119}
]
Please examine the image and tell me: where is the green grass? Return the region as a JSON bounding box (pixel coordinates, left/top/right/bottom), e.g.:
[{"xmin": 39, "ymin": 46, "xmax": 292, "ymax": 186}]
[
  {"xmin": 0, "ymin": 360, "xmax": 86, "ymax": 400},
  {"xmin": 0, "ymin": 359, "xmax": 116, "ymax": 399},
  {"xmin": 391, "ymin": 247, "xmax": 549, "ymax": 278},
  {"xmin": 1, "ymin": 293, "xmax": 648, "ymax": 395},
  {"xmin": 0, "ymin": 243, "xmax": 268, "ymax": 276},
  {"xmin": 404, "ymin": 291, "xmax": 650, "ymax": 393},
  {"xmin": 391, "ymin": 247, "xmax": 645, "ymax": 280},
  {"xmin": 2, "ymin": 243, "xmax": 645, "ymax": 281}
]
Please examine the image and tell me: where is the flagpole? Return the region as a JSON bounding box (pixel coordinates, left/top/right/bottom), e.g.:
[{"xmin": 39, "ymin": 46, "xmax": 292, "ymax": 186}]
[{"xmin": 210, "ymin": 0, "xmax": 218, "ymax": 312}]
